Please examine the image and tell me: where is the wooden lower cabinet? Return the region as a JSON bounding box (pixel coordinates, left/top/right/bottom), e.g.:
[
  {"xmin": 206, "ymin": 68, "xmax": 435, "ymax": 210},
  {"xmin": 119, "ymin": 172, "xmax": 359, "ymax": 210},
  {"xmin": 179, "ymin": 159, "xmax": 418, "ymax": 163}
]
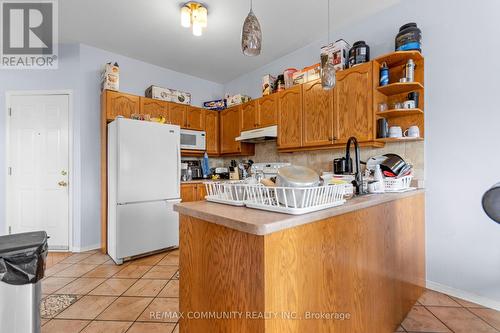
[
  {"xmin": 181, "ymin": 183, "xmax": 206, "ymax": 202},
  {"xmin": 302, "ymin": 80, "xmax": 334, "ymax": 147},
  {"xmin": 220, "ymin": 106, "xmax": 255, "ymax": 155},
  {"xmin": 277, "ymin": 85, "xmax": 303, "ymax": 149},
  {"xmin": 334, "ymin": 62, "xmax": 374, "ymax": 143},
  {"xmin": 205, "ymin": 110, "xmax": 219, "ymax": 156},
  {"xmin": 179, "ymin": 193, "xmax": 425, "ymax": 333}
]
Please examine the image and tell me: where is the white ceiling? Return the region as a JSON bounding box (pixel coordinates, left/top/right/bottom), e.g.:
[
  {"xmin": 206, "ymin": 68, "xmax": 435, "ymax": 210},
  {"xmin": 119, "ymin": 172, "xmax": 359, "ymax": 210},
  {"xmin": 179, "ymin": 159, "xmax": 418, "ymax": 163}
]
[{"xmin": 60, "ymin": 0, "xmax": 399, "ymax": 83}]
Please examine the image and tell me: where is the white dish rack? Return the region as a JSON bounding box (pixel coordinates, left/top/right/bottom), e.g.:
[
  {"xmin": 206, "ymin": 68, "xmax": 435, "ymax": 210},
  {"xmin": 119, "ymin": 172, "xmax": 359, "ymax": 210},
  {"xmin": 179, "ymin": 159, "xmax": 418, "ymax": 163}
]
[
  {"xmin": 204, "ymin": 181, "xmax": 256, "ymax": 206},
  {"xmin": 244, "ymin": 184, "xmax": 346, "ymax": 215},
  {"xmin": 384, "ymin": 175, "xmax": 413, "ymax": 192}
]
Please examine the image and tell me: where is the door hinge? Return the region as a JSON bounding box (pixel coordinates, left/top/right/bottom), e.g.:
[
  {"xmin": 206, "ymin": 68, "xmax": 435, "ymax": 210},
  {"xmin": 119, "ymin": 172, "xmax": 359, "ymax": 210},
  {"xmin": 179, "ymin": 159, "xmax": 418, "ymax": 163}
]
[
  {"xmin": 8, "ymin": 226, "xmax": 12, "ymax": 234},
  {"xmin": 8, "ymin": 167, "xmax": 12, "ymax": 176},
  {"xmin": 8, "ymin": 107, "xmax": 11, "ymax": 116}
]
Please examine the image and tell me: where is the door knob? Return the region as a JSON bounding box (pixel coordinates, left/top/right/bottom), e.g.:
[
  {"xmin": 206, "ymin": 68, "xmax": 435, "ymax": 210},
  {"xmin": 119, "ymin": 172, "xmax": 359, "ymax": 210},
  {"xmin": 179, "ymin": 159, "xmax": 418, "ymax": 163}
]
[{"xmin": 58, "ymin": 181, "xmax": 68, "ymax": 187}]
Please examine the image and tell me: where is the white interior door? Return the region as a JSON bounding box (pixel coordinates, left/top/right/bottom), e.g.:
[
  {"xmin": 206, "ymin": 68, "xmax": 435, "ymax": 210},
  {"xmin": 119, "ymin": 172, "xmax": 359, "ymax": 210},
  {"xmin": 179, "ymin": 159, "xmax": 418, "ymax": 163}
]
[{"xmin": 7, "ymin": 94, "xmax": 70, "ymax": 250}]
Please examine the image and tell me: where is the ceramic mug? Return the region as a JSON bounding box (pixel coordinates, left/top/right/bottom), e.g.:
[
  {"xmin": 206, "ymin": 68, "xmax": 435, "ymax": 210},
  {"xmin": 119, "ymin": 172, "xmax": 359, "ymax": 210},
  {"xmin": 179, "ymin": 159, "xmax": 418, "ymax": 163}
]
[
  {"xmin": 388, "ymin": 126, "xmax": 403, "ymax": 138},
  {"xmin": 404, "ymin": 126, "xmax": 420, "ymax": 138}
]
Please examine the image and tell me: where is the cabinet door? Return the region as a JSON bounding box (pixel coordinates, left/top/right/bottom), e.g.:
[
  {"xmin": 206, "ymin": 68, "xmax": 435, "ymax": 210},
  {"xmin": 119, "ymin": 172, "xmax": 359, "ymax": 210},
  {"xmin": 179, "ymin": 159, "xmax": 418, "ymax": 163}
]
[
  {"xmin": 241, "ymin": 101, "xmax": 258, "ymax": 131},
  {"xmin": 220, "ymin": 106, "xmax": 242, "ymax": 154},
  {"xmin": 186, "ymin": 106, "xmax": 206, "ymax": 130},
  {"xmin": 205, "ymin": 110, "xmax": 220, "ymax": 156},
  {"xmin": 140, "ymin": 97, "xmax": 169, "ymax": 120},
  {"xmin": 278, "ymin": 85, "xmax": 303, "ymax": 149},
  {"xmin": 303, "ymin": 80, "xmax": 334, "ymax": 147},
  {"xmin": 258, "ymin": 94, "xmax": 278, "ymax": 128},
  {"xmin": 197, "ymin": 184, "xmax": 207, "ymax": 201},
  {"xmin": 334, "ymin": 62, "xmax": 374, "ymax": 143},
  {"xmin": 106, "ymin": 91, "xmax": 140, "ymax": 121},
  {"xmin": 169, "ymin": 103, "xmax": 187, "ymax": 127},
  {"xmin": 181, "ymin": 184, "xmax": 197, "ymax": 203}
]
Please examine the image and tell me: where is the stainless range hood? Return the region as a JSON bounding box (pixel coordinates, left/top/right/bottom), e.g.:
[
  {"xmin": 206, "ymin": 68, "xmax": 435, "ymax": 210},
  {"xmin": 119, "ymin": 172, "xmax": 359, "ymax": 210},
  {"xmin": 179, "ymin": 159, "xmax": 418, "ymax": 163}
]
[{"xmin": 235, "ymin": 125, "xmax": 277, "ymax": 143}]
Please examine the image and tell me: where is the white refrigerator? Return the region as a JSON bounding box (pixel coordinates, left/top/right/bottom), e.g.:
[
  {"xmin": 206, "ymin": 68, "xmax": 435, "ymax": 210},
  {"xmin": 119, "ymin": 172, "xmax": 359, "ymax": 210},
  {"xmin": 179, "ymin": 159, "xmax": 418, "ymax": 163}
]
[{"xmin": 107, "ymin": 118, "xmax": 181, "ymax": 264}]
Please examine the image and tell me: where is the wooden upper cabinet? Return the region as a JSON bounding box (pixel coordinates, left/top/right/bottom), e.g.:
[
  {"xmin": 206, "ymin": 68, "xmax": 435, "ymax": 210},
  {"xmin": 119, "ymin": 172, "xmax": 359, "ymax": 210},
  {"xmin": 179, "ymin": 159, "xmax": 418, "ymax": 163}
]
[
  {"xmin": 241, "ymin": 101, "xmax": 259, "ymax": 131},
  {"xmin": 303, "ymin": 80, "xmax": 334, "ymax": 147},
  {"xmin": 220, "ymin": 106, "xmax": 242, "ymax": 154},
  {"xmin": 169, "ymin": 103, "xmax": 187, "ymax": 127},
  {"xmin": 334, "ymin": 62, "xmax": 374, "ymax": 143},
  {"xmin": 140, "ymin": 97, "xmax": 169, "ymax": 120},
  {"xmin": 186, "ymin": 106, "xmax": 205, "ymax": 130},
  {"xmin": 205, "ymin": 110, "xmax": 220, "ymax": 156},
  {"xmin": 105, "ymin": 91, "xmax": 140, "ymax": 121},
  {"xmin": 258, "ymin": 94, "xmax": 278, "ymax": 128},
  {"xmin": 278, "ymin": 85, "xmax": 303, "ymax": 149}
]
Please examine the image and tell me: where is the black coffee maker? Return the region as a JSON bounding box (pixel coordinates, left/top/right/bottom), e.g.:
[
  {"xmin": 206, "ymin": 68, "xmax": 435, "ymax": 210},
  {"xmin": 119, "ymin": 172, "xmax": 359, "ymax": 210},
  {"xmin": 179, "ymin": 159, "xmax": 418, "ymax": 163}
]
[{"xmin": 333, "ymin": 157, "xmax": 353, "ymax": 175}]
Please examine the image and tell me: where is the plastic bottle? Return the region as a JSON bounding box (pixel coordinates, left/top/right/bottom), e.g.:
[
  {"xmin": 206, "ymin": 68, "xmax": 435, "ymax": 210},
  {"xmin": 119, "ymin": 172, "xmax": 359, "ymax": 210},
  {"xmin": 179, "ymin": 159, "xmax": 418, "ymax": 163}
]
[
  {"xmin": 374, "ymin": 164, "xmax": 385, "ymax": 193},
  {"xmin": 380, "ymin": 62, "xmax": 389, "ymax": 86}
]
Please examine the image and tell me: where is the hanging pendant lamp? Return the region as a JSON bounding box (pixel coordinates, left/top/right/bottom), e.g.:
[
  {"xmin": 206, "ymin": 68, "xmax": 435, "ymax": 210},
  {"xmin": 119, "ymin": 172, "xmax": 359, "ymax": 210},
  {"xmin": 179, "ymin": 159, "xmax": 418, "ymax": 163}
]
[
  {"xmin": 241, "ymin": 0, "xmax": 262, "ymax": 56},
  {"xmin": 321, "ymin": 0, "xmax": 336, "ymax": 90}
]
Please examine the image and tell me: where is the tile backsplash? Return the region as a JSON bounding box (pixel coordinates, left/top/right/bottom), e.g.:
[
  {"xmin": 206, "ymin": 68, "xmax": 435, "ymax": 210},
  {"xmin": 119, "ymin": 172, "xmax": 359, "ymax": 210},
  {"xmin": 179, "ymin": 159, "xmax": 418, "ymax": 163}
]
[{"xmin": 211, "ymin": 141, "xmax": 424, "ymax": 181}]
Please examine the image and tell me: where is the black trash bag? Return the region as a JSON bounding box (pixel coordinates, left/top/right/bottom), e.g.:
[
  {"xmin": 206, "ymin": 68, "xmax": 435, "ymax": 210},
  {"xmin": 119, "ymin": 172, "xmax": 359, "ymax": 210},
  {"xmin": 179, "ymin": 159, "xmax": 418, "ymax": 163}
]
[{"xmin": 0, "ymin": 231, "xmax": 48, "ymax": 285}]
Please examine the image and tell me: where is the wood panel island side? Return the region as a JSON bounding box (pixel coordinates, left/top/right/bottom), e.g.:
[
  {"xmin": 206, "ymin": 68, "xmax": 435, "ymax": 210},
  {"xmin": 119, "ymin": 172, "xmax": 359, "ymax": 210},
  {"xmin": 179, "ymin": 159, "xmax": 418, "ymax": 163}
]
[{"xmin": 173, "ymin": 190, "xmax": 425, "ymax": 333}]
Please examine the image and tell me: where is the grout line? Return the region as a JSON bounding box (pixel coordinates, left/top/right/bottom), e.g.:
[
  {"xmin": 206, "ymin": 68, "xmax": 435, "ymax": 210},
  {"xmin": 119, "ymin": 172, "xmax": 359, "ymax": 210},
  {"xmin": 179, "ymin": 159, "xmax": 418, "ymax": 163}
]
[
  {"xmin": 462, "ymin": 306, "xmax": 500, "ymax": 332},
  {"xmin": 422, "ymin": 305, "xmax": 457, "ymax": 333}
]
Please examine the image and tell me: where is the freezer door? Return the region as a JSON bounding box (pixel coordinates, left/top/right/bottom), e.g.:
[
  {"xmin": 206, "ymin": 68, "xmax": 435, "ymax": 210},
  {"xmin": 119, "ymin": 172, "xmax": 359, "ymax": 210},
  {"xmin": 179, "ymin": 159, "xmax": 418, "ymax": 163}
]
[
  {"xmin": 115, "ymin": 200, "xmax": 180, "ymax": 259},
  {"xmin": 116, "ymin": 119, "xmax": 180, "ymax": 203}
]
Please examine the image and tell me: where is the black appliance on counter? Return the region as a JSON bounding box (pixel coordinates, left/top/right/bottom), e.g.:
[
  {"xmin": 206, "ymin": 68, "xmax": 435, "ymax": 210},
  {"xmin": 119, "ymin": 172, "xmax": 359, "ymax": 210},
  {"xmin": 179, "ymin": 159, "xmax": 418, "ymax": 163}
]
[
  {"xmin": 334, "ymin": 157, "xmax": 353, "ymax": 175},
  {"xmin": 181, "ymin": 160, "xmax": 203, "ymax": 179}
]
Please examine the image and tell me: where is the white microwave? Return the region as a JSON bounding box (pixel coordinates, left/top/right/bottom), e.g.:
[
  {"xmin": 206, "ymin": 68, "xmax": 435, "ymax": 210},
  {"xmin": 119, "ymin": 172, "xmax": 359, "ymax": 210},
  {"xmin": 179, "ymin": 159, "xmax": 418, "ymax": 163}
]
[{"xmin": 180, "ymin": 129, "xmax": 206, "ymax": 150}]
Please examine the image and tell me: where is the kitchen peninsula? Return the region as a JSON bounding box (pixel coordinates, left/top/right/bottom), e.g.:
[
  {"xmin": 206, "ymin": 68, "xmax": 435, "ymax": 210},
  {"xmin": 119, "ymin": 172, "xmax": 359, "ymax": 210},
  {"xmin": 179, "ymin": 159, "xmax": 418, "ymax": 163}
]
[{"xmin": 174, "ymin": 190, "xmax": 425, "ymax": 333}]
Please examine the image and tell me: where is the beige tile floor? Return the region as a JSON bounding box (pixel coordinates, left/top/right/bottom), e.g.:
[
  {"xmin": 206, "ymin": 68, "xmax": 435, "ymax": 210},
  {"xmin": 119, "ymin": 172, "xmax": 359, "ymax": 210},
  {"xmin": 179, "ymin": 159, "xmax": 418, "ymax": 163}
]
[{"xmin": 41, "ymin": 251, "xmax": 500, "ymax": 333}]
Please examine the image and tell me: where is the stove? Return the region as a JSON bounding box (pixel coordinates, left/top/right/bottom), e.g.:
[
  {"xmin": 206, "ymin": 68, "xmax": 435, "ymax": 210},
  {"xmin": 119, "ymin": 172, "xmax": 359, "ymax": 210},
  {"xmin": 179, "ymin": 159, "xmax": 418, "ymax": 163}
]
[{"xmin": 250, "ymin": 162, "xmax": 290, "ymax": 179}]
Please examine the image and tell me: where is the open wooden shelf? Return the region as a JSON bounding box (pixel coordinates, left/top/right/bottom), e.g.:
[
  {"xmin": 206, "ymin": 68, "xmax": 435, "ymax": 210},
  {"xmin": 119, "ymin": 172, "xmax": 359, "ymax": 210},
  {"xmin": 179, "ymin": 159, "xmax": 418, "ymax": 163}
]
[
  {"xmin": 377, "ymin": 108, "xmax": 424, "ymax": 118},
  {"xmin": 376, "ymin": 137, "xmax": 424, "ymax": 143},
  {"xmin": 374, "ymin": 51, "xmax": 423, "ymax": 67},
  {"xmin": 377, "ymin": 82, "xmax": 424, "ymax": 96}
]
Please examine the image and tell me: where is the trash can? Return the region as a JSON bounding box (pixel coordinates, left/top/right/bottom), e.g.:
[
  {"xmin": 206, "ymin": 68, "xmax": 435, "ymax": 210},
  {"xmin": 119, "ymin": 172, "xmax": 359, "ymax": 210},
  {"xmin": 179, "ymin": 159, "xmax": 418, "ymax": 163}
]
[{"xmin": 0, "ymin": 231, "xmax": 48, "ymax": 333}]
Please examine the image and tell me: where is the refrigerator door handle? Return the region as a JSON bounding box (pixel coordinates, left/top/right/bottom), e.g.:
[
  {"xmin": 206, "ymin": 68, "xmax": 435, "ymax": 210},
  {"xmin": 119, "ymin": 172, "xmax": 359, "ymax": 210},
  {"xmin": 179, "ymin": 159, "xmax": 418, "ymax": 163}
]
[{"xmin": 176, "ymin": 143, "xmax": 181, "ymax": 192}]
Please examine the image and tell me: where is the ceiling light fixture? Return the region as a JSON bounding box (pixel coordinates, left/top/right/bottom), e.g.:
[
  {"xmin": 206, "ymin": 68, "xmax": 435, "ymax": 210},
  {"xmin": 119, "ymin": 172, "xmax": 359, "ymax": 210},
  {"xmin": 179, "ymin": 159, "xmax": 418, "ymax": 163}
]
[
  {"xmin": 180, "ymin": 2, "xmax": 208, "ymax": 36},
  {"xmin": 241, "ymin": 0, "xmax": 262, "ymax": 56}
]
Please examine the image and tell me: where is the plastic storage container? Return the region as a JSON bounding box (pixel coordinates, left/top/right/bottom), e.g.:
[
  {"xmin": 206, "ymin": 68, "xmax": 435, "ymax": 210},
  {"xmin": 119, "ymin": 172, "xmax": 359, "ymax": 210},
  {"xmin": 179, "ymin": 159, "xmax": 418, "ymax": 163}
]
[
  {"xmin": 0, "ymin": 231, "xmax": 48, "ymax": 333},
  {"xmin": 395, "ymin": 23, "xmax": 422, "ymax": 52},
  {"xmin": 349, "ymin": 41, "xmax": 370, "ymax": 67}
]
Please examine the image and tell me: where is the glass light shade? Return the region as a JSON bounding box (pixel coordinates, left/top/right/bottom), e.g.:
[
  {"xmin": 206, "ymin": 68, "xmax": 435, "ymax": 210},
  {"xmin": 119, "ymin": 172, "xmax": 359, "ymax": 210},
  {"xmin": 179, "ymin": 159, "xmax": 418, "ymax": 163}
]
[
  {"xmin": 321, "ymin": 61, "xmax": 336, "ymax": 90},
  {"xmin": 181, "ymin": 6, "xmax": 191, "ymax": 28},
  {"xmin": 195, "ymin": 6, "xmax": 208, "ymax": 28},
  {"xmin": 192, "ymin": 21, "xmax": 203, "ymax": 36},
  {"xmin": 241, "ymin": 10, "xmax": 262, "ymax": 56}
]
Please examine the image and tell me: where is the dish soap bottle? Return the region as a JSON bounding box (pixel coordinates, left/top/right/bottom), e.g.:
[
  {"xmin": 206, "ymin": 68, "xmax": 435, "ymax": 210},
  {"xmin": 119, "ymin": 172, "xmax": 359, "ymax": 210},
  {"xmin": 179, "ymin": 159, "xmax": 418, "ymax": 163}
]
[{"xmin": 374, "ymin": 164, "xmax": 385, "ymax": 193}]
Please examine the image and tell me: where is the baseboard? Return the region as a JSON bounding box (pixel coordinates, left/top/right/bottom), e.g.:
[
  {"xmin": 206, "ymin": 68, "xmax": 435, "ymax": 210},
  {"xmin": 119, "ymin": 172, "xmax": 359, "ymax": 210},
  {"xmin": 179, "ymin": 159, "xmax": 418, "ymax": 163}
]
[
  {"xmin": 71, "ymin": 244, "xmax": 101, "ymax": 253},
  {"xmin": 427, "ymin": 280, "xmax": 500, "ymax": 311}
]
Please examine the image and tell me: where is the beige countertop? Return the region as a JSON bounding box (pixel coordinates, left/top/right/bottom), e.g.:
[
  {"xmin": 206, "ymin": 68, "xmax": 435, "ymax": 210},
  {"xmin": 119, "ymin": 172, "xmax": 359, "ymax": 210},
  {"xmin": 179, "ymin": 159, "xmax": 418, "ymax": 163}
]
[{"xmin": 174, "ymin": 189, "xmax": 425, "ymax": 235}]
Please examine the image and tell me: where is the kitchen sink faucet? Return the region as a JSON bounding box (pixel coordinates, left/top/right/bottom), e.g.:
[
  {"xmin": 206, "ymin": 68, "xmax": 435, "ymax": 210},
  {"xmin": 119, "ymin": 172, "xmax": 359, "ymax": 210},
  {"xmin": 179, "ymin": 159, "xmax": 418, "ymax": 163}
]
[{"xmin": 345, "ymin": 136, "xmax": 365, "ymax": 195}]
